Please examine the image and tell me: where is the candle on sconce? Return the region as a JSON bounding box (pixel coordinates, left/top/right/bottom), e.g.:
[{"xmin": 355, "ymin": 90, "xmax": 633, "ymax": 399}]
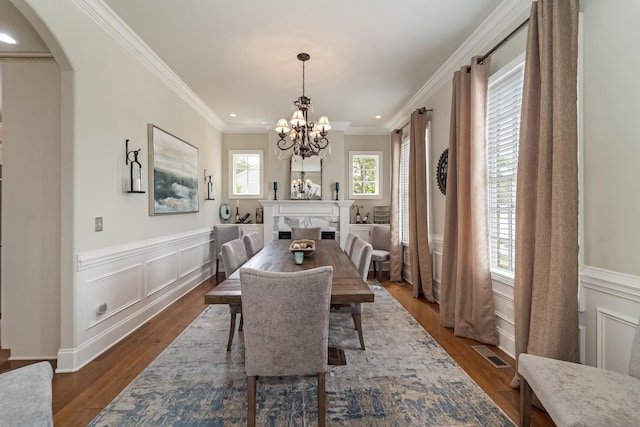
[
  {"xmin": 335, "ymin": 182, "xmax": 340, "ymax": 191},
  {"xmin": 273, "ymin": 181, "xmax": 278, "ymax": 190}
]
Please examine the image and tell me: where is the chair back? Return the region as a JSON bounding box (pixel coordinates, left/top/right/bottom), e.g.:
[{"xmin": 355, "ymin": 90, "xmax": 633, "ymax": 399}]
[
  {"xmin": 350, "ymin": 238, "xmax": 373, "ymax": 281},
  {"xmin": 369, "ymin": 224, "xmax": 390, "ymax": 251},
  {"xmin": 214, "ymin": 225, "xmax": 241, "ymax": 257},
  {"xmin": 630, "ymin": 321, "xmax": 640, "ymax": 379},
  {"xmin": 291, "ymin": 227, "xmax": 321, "ymax": 240},
  {"xmin": 240, "ymin": 266, "xmax": 333, "ymax": 377},
  {"xmin": 243, "ymin": 232, "xmax": 263, "ymax": 258},
  {"xmin": 220, "ymin": 238, "xmax": 248, "ymax": 276},
  {"xmin": 343, "ymin": 233, "xmax": 359, "ymax": 258}
]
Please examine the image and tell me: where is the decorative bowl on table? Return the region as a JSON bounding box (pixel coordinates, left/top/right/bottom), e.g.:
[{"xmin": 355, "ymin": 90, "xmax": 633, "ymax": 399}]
[{"xmin": 289, "ymin": 239, "xmax": 316, "ymax": 258}]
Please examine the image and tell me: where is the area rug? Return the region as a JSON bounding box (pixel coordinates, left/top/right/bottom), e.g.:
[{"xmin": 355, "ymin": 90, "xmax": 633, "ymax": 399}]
[{"xmin": 89, "ymin": 282, "xmax": 514, "ymax": 426}]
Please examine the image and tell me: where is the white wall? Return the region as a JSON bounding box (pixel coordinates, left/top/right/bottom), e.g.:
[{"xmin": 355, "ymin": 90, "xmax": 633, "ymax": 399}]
[
  {"xmin": 2, "ymin": 0, "xmax": 223, "ymax": 369},
  {"xmin": 422, "ymin": 1, "xmax": 640, "ymax": 370},
  {"xmin": 1, "ymin": 61, "xmax": 61, "ymax": 358}
]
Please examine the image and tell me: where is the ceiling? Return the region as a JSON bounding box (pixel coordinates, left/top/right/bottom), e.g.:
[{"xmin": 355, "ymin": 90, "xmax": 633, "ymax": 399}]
[{"xmin": 0, "ymin": 0, "xmax": 515, "ymax": 133}]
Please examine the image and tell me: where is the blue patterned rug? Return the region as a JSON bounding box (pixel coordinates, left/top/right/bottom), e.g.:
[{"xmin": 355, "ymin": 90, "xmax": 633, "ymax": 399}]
[{"xmin": 90, "ymin": 282, "xmax": 514, "ymax": 426}]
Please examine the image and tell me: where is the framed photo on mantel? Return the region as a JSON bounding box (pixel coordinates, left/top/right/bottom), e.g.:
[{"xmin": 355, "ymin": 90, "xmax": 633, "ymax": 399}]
[{"xmin": 148, "ymin": 124, "xmax": 199, "ymax": 215}]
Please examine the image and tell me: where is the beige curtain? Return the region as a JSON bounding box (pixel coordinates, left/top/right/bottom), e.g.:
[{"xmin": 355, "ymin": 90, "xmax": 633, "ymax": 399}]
[
  {"xmin": 409, "ymin": 109, "xmax": 433, "ymax": 301},
  {"xmin": 389, "ymin": 129, "xmax": 403, "ymax": 282},
  {"xmin": 511, "ymin": 0, "xmax": 580, "ymax": 388},
  {"xmin": 440, "ymin": 57, "xmax": 498, "ymax": 345}
]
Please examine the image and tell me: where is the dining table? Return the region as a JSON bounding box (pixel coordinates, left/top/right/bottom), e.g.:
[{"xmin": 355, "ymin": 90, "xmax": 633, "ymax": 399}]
[{"xmin": 204, "ymin": 239, "xmax": 375, "ymax": 305}]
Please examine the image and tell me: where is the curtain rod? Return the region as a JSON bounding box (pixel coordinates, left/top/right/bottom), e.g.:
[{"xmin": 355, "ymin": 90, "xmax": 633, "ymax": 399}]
[
  {"xmin": 477, "ymin": 18, "xmax": 529, "ymax": 64},
  {"xmin": 0, "ymin": 51, "xmax": 54, "ymax": 60},
  {"xmin": 396, "ymin": 108, "xmax": 433, "ymax": 132}
]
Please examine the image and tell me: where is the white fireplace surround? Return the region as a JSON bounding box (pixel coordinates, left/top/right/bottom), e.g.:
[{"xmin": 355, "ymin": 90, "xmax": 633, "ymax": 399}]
[{"xmin": 259, "ymin": 200, "xmax": 354, "ymax": 247}]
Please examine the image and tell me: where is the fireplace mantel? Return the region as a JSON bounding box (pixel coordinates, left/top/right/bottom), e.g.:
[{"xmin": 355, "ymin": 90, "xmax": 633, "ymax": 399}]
[{"xmin": 259, "ymin": 200, "xmax": 354, "ymax": 247}]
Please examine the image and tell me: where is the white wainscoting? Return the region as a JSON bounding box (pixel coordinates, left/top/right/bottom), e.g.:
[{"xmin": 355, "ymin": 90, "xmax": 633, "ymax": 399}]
[
  {"xmin": 57, "ymin": 228, "xmax": 214, "ymax": 372},
  {"xmin": 580, "ymin": 266, "xmax": 640, "ymax": 373}
]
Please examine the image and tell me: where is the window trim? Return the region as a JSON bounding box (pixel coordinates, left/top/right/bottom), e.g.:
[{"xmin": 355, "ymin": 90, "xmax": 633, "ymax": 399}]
[
  {"xmin": 486, "ymin": 53, "xmax": 525, "ymax": 281},
  {"xmin": 229, "ymin": 150, "xmax": 264, "ymax": 199},
  {"xmin": 349, "ymin": 151, "xmax": 383, "ymax": 199}
]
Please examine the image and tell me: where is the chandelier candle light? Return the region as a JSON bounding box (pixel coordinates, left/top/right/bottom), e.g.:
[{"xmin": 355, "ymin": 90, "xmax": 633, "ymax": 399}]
[{"xmin": 275, "ymin": 53, "xmax": 331, "ymax": 159}]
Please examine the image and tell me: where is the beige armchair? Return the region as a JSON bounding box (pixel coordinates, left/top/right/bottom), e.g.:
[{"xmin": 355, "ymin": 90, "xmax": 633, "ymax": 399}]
[
  {"xmin": 240, "ymin": 266, "xmax": 333, "ymax": 427},
  {"xmin": 369, "ymin": 224, "xmax": 390, "ymax": 280},
  {"xmin": 220, "ymin": 238, "xmax": 248, "ymax": 351},
  {"xmin": 518, "ymin": 319, "xmax": 640, "ymax": 427}
]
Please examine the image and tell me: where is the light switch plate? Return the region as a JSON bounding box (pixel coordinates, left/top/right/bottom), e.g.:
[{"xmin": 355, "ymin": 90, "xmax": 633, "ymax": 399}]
[{"xmin": 95, "ymin": 217, "xmax": 103, "ymax": 232}]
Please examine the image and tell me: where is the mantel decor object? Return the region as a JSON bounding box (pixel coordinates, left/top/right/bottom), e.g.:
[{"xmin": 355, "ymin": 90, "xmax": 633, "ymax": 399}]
[
  {"xmin": 125, "ymin": 139, "xmax": 145, "ymax": 193},
  {"xmin": 335, "ymin": 182, "xmax": 340, "ymax": 200},
  {"xmin": 204, "ymin": 169, "xmax": 214, "ymax": 200}
]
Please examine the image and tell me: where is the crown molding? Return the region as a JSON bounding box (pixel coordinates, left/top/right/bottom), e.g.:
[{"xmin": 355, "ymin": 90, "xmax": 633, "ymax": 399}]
[
  {"xmin": 75, "ymin": 0, "xmax": 226, "ymax": 131},
  {"xmin": 387, "ymin": 0, "xmax": 532, "ymax": 130}
]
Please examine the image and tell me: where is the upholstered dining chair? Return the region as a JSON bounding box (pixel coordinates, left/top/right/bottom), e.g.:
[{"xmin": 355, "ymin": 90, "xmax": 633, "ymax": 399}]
[
  {"xmin": 343, "ymin": 232, "xmax": 359, "ymax": 258},
  {"xmin": 369, "ymin": 224, "xmax": 390, "ymax": 280},
  {"xmin": 213, "ymin": 224, "xmax": 241, "ymax": 277},
  {"xmin": 291, "ymin": 226, "xmax": 322, "ymax": 240},
  {"xmin": 331, "ymin": 238, "xmax": 372, "ymax": 350},
  {"xmin": 220, "ymin": 238, "xmax": 248, "ymax": 351},
  {"xmin": 242, "ymin": 232, "xmax": 263, "ymax": 258},
  {"xmin": 240, "ymin": 266, "xmax": 333, "ymax": 427}
]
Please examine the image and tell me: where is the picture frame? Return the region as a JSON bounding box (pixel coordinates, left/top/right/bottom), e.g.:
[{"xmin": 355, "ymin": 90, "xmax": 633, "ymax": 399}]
[{"xmin": 148, "ymin": 124, "xmax": 199, "ymax": 215}]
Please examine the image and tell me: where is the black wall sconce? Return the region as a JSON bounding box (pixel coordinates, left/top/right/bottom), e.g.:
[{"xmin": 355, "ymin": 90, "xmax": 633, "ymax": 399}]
[
  {"xmin": 335, "ymin": 182, "xmax": 340, "ymax": 200},
  {"xmin": 204, "ymin": 169, "xmax": 215, "ymax": 200},
  {"xmin": 125, "ymin": 139, "xmax": 145, "ymax": 193},
  {"xmin": 273, "ymin": 181, "xmax": 278, "ymax": 201}
]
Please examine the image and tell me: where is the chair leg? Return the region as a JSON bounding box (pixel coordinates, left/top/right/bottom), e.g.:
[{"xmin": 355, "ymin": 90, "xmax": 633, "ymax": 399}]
[
  {"xmin": 215, "ymin": 259, "xmax": 219, "ymax": 276},
  {"xmin": 353, "ymin": 313, "xmax": 365, "ymax": 350},
  {"xmin": 247, "ymin": 375, "xmax": 256, "ymax": 427},
  {"xmin": 373, "ymin": 261, "xmax": 378, "ymax": 279},
  {"xmin": 227, "ymin": 312, "xmax": 236, "ymax": 351},
  {"xmin": 239, "ymin": 314, "xmax": 244, "ymax": 331},
  {"xmin": 520, "ymin": 377, "xmax": 532, "ymax": 427},
  {"xmin": 317, "ymin": 372, "xmax": 326, "ymax": 427}
]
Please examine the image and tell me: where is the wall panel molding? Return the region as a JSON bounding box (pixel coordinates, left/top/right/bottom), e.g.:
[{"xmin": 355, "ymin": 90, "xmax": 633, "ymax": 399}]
[{"xmin": 59, "ymin": 228, "xmax": 214, "ymax": 372}]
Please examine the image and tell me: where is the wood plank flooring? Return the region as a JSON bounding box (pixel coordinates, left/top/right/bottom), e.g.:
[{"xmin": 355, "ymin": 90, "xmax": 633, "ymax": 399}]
[{"xmin": 0, "ymin": 275, "xmax": 555, "ymax": 426}]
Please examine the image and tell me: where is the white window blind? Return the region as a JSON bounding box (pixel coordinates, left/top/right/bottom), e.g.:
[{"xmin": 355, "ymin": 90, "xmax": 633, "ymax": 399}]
[
  {"xmin": 487, "ymin": 62, "xmax": 524, "ymax": 274},
  {"xmin": 400, "ymin": 139, "xmax": 410, "ymax": 244}
]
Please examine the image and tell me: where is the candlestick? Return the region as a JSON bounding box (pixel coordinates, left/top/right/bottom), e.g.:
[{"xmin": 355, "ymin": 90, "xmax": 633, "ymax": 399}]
[{"xmin": 335, "ymin": 182, "xmax": 340, "ymax": 200}]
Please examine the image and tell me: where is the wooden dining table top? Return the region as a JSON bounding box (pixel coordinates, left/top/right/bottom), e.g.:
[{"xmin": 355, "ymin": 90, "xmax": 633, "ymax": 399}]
[{"xmin": 204, "ymin": 239, "xmax": 375, "ymax": 305}]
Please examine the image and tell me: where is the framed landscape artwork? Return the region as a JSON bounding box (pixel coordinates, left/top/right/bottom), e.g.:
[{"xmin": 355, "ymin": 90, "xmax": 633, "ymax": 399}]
[{"xmin": 148, "ymin": 124, "xmax": 199, "ymax": 215}]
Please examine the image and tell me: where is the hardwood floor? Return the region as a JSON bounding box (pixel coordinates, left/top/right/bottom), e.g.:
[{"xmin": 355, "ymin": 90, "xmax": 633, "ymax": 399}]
[{"xmin": 0, "ymin": 275, "xmax": 555, "ymax": 426}]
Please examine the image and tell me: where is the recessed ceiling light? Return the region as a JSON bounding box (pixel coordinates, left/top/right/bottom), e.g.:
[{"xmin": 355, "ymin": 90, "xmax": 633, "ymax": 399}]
[
  {"xmin": 229, "ymin": 113, "xmax": 237, "ymax": 117},
  {"xmin": 375, "ymin": 115, "xmax": 382, "ymax": 119},
  {"xmin": 0, "ymin": 33, "xmax": 17, "ymax": 44}
]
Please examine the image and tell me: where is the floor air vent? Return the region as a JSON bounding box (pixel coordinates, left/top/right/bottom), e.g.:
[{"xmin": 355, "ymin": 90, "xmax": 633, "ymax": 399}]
[{"xmin": 472, "ymin": 345, "xmax": 510, "ymax": 368}]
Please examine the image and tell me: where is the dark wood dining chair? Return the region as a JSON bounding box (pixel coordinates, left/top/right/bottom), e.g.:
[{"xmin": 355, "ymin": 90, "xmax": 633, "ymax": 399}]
[{"xmin": 240, "ymin": 266, "xmax": 333, "ymax": 427}]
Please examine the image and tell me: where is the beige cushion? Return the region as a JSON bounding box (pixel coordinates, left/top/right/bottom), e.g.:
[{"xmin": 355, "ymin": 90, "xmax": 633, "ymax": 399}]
[
  {"xmin": 240, "ymin": 266, "xmax": 333, "ymax": 377},
  {"xmin": 519, "ymin": 353, "xmax": 640, "ymax": 427}
]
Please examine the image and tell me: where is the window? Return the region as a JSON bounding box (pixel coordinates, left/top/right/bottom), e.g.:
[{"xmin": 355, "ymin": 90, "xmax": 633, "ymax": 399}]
[
  {"xmin": 349, "ymin": 151, "xmax": 382, "ymax": 199},
  {"xmin": 400, "ymin": 140, "xmax": 410, "ymax": 244},
  {"xmin": 230, "ymin": 150, "xmax": 263, "ymax": 198},
  {"xmin": 487, "ymin": 56, "xmax": 525, "ymax": 275}
]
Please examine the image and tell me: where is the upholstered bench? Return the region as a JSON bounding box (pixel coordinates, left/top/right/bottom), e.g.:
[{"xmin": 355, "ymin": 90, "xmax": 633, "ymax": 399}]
[
  {"xmin": 0, "ymin": 361, "xmax": 54, "ymax": 426},
  {"xmin": 518, "ymin": 321, "xmax": 640, "ymax": 427}
]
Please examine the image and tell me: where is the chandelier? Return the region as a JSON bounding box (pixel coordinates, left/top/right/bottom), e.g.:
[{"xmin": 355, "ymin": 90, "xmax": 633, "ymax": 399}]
[
  {"xmin": 291, "ymin": 171, "xmax": 314, "ymax": 199},
  {"xmin": 275, "ymin": 53, "xmax": 331, "ymax": 159}
]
